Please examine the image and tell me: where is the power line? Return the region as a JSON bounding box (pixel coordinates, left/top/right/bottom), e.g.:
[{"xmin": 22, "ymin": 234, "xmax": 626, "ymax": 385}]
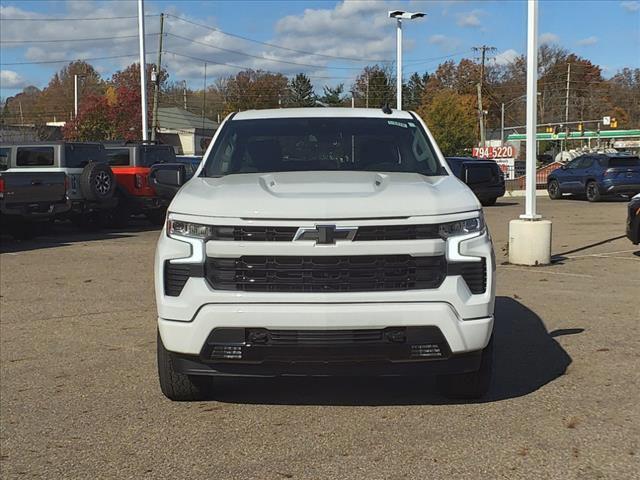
[
  {"xmin": 165, "ymin": 14, "xmax": 392, "ymax": 64},
  {"xmin": 1, "ymin": 52, "xmax": 157, "ymax": 66},
  {"xmin": 165, "ymin": 33, "xmax": 369, "ymax": 71},
  {"xmin": 0, "ymin": 14, "xmax": 159, "ymax": 21},
  {"xmin": 162, "ymin": 50, "xmax": 356, "ymax": 80},
  {"xmin": 0, "ymin": 33, "xmax": 159, "ymax": 44}
]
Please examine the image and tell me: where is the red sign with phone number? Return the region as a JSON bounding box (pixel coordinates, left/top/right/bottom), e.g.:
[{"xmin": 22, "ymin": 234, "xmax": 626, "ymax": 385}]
[{"xmin": 472, "ymin": 146, "xmax": 515, "ymax": 159}]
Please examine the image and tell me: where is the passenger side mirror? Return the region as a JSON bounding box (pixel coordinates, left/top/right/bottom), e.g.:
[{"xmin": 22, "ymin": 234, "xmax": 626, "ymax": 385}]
[
  {"xmin": 149, "ymin": 163, "xmax": 187, "ymax": 199},
  {"xmin": 561, "ymin": 164, "xmax": 568, "ymax": 170},
  {"xmin": 464, "ymin": 166, "xmax": 493, "ymax": 185}
]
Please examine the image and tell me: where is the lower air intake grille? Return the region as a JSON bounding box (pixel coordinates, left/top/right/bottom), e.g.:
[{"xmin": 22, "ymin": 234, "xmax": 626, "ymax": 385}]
[
  {"xmin": 448, "ymin": 259, "xmax": 487, "ymax": 294},
  {"xmin": 164, "ymin": 261, "xmax": 190, "ymax": 296},
  {"xmin": 206, "ymin": 255, "xmax": 447, "ymax": 292}
]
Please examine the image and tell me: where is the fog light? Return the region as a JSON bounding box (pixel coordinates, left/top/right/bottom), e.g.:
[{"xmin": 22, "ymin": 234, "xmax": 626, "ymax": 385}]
[
  {"xmin": 211, "ymin": 345, "xmax": 243, "ymax": 360},
  {"xmin": 410, "ymin": 344, "xmax": 442, "ymax": 358}
]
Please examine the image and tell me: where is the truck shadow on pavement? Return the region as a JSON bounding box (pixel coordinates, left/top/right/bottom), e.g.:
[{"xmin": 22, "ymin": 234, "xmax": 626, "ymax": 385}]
[
  {"xmin": 210, "ymin": 297, "xmax": 575, "ymax": 406},
  {"xmin": 0, "ymin": 221, "xmax": 160, "ymax": 254}
]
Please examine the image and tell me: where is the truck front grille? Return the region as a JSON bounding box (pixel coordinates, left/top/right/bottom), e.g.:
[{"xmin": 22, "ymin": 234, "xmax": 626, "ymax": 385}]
[
  {"xmin": 205, "ymin": 225, "xmax": 442, "ymax": 242},
  {"xmin": 206, "ymin": 255, "xmax": 447, "ymax": 292}
]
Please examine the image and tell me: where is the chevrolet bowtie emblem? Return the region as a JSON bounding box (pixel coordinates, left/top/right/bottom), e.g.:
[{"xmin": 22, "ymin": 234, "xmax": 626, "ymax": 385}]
[{"xmin": 293, "ymin": 225, "xmax": 358, "ymax": 245}]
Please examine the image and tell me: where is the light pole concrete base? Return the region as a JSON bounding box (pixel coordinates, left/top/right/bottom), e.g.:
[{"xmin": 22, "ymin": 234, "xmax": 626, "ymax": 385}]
[{"xmin": 508, "ymin": 219, "xmax": 553, "ymax": 266}]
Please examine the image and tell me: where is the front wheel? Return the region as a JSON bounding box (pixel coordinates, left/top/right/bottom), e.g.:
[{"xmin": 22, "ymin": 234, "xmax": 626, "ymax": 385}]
[
  {"xmin": 586, "ymin": 181, "xmax": 602, "ymax": 202},
  {"xmin": 157, "ymin": 331, "xmax": 213, "ymax": 401},
  {"xmin": 437, "ymin": 336, "xmax": 493, "ymax": 399},
  {"xmin": 547, "ymin": 179, "xmax": 562, "ymax": 200}
]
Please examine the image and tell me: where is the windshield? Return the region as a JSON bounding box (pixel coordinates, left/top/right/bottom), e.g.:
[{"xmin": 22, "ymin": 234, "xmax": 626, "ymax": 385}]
[{"xmin": 202, "ymin": 117, "xmax": 444, "ymax": 177}]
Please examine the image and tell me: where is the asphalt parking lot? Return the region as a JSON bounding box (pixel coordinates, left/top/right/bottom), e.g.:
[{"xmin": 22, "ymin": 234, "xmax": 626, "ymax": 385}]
[{"xmin": 1, "ymin": 197, "xmax": 638, "ymax": 479}]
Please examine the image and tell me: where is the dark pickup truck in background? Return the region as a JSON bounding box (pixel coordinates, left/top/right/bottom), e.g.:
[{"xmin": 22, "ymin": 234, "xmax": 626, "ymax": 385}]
[
  {"xmin": 445, "ymin": 157, "xmax": 506, "ymax": 206},
  {"xmin": 0, "ymin": 170, "xmax": 69, "ymax": 238}
]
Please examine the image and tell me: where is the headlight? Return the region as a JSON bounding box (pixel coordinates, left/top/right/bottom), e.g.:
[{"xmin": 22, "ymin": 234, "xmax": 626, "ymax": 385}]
[
  {"xmin": 439, "ymin": 212, "xmax": 485, "ymax": 238},
  {"xmin": 167, "ymin": 215, "xmax": 212, "ymax": 239}
]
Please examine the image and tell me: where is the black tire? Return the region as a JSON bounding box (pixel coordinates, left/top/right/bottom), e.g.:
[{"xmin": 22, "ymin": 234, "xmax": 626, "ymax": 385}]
[
  {"xmin": 480, "ymin": 197, "xmax": 497, "ymax": 206},
  {"xmin": 146, "ymin": 207, "xmax": 167, "ymax": 227},
  {"xmin": 585, "ymin": 181, "xmax": 601, "ymax": 202},
  {"xmin": 437, "ymin": 336, "xmax": 493, "ymax": 399},
  {"xmin": 80, "ymin": 162, "xmax": 116, "ymax": 203},
  {"xmin": 547, "ymin": 179, "xmax": 562, "ymax": 200},
  {"xmin": 157, "ymin": 331, "xmax": 212, "ymax": 401}
]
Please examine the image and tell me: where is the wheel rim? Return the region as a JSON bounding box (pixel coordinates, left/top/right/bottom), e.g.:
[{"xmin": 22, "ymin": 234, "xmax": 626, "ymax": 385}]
[
  {"xmin": 95, "ymin": 171, "xmax": 111, "ymax": 195},
  {"xmin": 587, "ymin": 183, "xmax": 597, "ymax": 199},
  {"xmin": 549, "ymin": 181, "xmax": 558, "ymax": 196}
]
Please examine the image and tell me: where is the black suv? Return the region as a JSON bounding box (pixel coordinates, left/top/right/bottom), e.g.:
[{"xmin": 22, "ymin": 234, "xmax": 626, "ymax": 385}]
[{"xmin": 445, "ymin": 157, "xmax": 506, "ymax": 206}]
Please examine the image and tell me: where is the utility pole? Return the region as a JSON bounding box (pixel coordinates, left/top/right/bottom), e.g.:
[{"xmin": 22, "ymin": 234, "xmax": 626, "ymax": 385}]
[
  {"xmin": 18, "ymin": 101, "xmax": 24, "ymax": 126},
  {"xmin": 151, "ymin": 12, "xmax": 164, "ymax": 142},
  {"xmin": 501, "ymin": 102, "xmax": 505, "ymax": 144},
  {"xmin": 563, "ymin": 63, "xmax": 571, "ymax": 153},
  {"xmin": 472, "ymin": 45, "xmax": 496, "ymax": 147},
  {"xmin": 365, "ymin": 72, "xmax": 369, "ymax": 108},
  {"xmin": 74, "ymin": 74, "xmax": 79, "ymax": 118},
  {"xmin": 183, "ymin": 80, "xmax": 187, "ymax": 110},
  {"xmin": 202, "ymin": 62, "xmax": 207, "ymax": 129},
  {"xmin": 477, "ymin": 84, "xmax": 486, "ymax": 147},
  {"xmin": 137, "ymin": 0, "xmax": 149, "ymax": 141}
]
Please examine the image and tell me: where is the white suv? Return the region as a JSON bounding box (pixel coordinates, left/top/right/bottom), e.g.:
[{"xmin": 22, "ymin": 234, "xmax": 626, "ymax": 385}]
[{"xmin": 154, "ymin": 108, "xmax": 495, "ymax": 401}]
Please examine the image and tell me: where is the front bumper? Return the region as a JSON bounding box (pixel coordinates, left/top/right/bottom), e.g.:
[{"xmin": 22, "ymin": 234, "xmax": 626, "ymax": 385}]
[{"xmin": 156, "ymin": 216, "xmax": 496, "ymax": 366}]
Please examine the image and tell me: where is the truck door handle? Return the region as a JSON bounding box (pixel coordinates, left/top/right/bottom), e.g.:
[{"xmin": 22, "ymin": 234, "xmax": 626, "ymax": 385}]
[{"xmin": 31, "ymin": 180, "xmax": 42, "ymax": 186}]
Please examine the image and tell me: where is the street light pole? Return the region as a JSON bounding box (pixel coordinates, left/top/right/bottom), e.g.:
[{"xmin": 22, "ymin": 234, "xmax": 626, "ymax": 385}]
[
  {"xmin": 508, "ymin": 0, "xmax": 552, "ymax": 266},
  {"xmin": 388, "ymin": 10, "xmax": 425, "ymax": 111},
  {"xmin": 137, "ymin": 0, "xmax": 149, "ymax": 141},
  {"xmin": 396, "ymin": 18, "xmax": 402, "ymax": 110}
]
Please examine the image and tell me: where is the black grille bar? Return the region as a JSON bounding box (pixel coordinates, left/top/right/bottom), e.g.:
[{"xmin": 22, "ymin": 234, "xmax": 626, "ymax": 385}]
[
  {"xmin": 448, "ymin": 259, "xmax": 487, "ymax": 294},
  {"xmin": 164, "ymin": 261, "xmax": 190, "ymax": 296},
  {"xmin": 354, "ymin": 224, "xmax": 440, "ymax": 241},
  {"xmin": 206, "ymin": 255, "xmax": 447, "ymax": 292},
  {"xmin": 204, "ymin": 225, "xmax": 443, "ymax": 242}
]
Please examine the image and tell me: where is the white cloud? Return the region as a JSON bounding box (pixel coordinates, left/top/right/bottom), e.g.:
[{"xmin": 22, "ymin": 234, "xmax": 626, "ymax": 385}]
[
  {"xmin": 456, "ymin": 10, "xmax": 482, "ymax": 28},
  {"xmin": 428, "ymin": 34, "xmax": 461, "ymax": 52},
  {"xmin": 0, "ymin": 0, "xmax": 425, "ymax": 92},
  {"xmin": 0, "ymin": 70, "xmax": 28, "ymax": 89},
  {"xmin": 493, "ymin": 49, "xmax": 519, "ymax": 66},
  {"xmin": 577, "ymin": 36, "xmax": 598, "ymax": 46},
  {"xmin": 621, "ymin": 1, "xmax": 640, "ymax": 12},
  {"xmin": 539, "ymin": 32, "xmax": 560, "ymax": 45}
]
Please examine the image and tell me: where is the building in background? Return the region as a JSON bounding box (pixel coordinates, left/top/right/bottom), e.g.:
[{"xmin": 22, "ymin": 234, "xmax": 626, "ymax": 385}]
[{"xmin": 156, "ymin": 107, "xmax": 219, "ymax": 155}]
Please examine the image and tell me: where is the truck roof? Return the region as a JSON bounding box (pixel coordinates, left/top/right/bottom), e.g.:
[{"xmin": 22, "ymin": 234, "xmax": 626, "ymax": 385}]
[{"xmin": 232, "ymin": 107, "xmax": 414, "ymax": 121}]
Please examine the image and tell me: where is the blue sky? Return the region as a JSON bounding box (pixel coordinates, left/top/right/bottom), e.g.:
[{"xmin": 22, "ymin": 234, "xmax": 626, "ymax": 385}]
[{"xmin": 1, "ymin": 0, "xmax": 639, "ymax": 98}]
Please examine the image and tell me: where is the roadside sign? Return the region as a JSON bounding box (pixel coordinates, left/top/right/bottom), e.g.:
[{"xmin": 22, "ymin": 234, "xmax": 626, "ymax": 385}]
[
  {"xmin": 472, "ymin": 145, "xmax": 515, "ymax": 159},
  {"xmin": 602, "ymin": 116, "xmax": 611, "ymax": 126}
]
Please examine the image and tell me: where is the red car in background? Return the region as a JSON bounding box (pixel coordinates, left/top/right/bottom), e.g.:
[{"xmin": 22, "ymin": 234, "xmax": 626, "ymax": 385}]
[{"xmin": 104, "ymin": 142, "xmax": 176, "ymax": 226}]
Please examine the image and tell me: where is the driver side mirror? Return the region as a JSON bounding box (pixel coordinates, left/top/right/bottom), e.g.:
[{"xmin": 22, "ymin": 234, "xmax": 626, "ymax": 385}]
[
  {"xmin": 149, "ymin": 163, "xmax": 187, "ymax": 199},
  {"xmin": 561, "ymin": 164, "xmax": 568, "ymax": 170}
]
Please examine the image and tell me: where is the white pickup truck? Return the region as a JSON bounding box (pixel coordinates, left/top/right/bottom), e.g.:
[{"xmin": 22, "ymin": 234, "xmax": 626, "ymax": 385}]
[{"xmin": 153, "ymin": 108, "xmax": 496, "ymax": 401}]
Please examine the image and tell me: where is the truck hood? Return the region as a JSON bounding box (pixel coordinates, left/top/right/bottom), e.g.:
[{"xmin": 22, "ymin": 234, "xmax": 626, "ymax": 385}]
[{"xmin": 169, "ymin": 171, "xmax": 480, "ymax": 219}]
